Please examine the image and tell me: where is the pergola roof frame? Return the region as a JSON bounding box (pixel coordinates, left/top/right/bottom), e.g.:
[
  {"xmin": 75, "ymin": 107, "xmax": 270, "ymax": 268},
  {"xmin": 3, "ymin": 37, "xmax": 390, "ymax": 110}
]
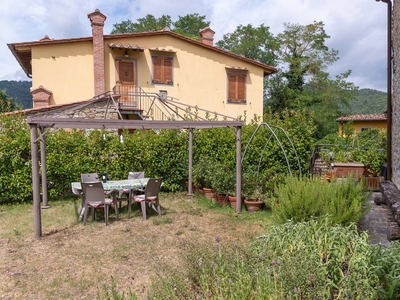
[{"xmin": 27, "ymin": 116, "xmax": 244, "ymax": 238}]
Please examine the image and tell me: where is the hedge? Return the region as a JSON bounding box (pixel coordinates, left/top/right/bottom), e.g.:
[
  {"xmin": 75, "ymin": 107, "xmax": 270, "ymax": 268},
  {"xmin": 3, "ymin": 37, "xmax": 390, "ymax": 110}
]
[{"xmin": 0, "ymin": 109, "xmax": 317, "ymax": 203}]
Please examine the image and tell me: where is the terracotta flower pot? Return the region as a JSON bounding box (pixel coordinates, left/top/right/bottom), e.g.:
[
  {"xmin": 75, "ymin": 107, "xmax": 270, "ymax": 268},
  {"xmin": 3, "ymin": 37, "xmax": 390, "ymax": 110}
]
[
  {"xmin": 228, "ymin": 195, "xmax": 245, "ymax": 209},
  {"xmin": 216, "ymin": 193, "xmax": 228, "ymax": 205},
  {"xmin": 244, "ymin": 199, "xmax": 263, "ymax": 213},
  {"xmin": 202, "ymin": 187, "xmax": 215, "ymax": 199}
]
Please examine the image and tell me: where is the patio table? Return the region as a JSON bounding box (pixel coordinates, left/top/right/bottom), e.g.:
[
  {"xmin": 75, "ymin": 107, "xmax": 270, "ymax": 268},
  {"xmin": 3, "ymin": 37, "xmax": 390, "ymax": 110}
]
[{"xmin": 72, "ymin": 178, "xmax": 150, "ymax": 220}]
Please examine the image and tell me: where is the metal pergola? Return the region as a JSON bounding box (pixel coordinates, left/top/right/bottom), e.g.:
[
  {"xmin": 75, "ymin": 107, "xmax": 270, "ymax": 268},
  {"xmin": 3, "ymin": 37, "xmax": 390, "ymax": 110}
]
[{"xmin": 27, "ymin": 117, "xmax": 244, "ymax": 238}]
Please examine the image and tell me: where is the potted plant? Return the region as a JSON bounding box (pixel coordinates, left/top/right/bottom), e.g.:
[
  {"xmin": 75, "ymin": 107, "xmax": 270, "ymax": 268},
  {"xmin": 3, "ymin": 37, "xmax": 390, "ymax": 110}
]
[
  {"xmin": 242, "ymin": 167, "xmax": 264, "ymax": 213},
  {"xmin": 193, "ymin": 156, "xmax": 209, "ymax": 193},
  {"xmin": 193, "ymin": 155, "xmax": 215, "ymax": 199},
  {"xmin": 211, "ymin": 161, "xmax": 235, "ymax": 205}
]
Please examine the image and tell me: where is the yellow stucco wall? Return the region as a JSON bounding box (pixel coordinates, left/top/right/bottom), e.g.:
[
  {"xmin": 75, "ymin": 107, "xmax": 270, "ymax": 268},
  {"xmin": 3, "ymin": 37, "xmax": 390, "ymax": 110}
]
[
  {"xmin": 105, "ymin": 35, "xmax": 265, "ymax": 119},
  {"xmin": 32, "ymin": 34, "xmax": 267, "ymax": 119},
  {"xmin": 338, "ymin": 120, "xmax": 387, "ymax": 135},
  {"xmin": 31, "ymin": 42, "xmax": 94, "ymax": 105}
]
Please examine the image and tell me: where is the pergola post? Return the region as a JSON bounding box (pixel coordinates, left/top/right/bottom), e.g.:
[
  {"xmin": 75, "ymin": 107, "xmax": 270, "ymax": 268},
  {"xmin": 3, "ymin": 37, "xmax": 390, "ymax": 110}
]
[
  {"xmin": 188, "ymin": 128, "xmax": 193, "ymax": 196},
  {"xmin": 30, "ymin": 124, "xmax": 42, "ymax": 238},
  {"xmin": 40, "ymin": 127, "xmax": 49, "ymax": 208},
  {"xmin": 236, "ymin": 126, "xmax": 242, "ymax": 213}
]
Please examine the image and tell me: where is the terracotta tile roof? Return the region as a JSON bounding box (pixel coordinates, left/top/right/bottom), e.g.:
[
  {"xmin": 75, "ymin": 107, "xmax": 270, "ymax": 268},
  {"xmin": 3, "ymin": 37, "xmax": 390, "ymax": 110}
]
[
  {"xmin": 8, "ymin": 29, "xmax": 277, "ymax": 78},
  {"xmin": 336, "ymin": 114, "xmax": 387, "ymax": 122},
  {"xmin": 108, "ymin": 43, "xmax": 144, "ymax": 51},
  {"xmin": 149, "ymin": 47, "xmax": 176, "ymax": 52},
  {"xmin": 5, "ymin": 99, "xmax": 93, "ymax": 116}
]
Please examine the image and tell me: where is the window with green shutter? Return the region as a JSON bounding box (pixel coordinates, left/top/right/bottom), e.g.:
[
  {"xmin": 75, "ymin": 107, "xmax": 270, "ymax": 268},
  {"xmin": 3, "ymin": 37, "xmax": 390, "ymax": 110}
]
[
  {"xmin": 152, "ymin": 56, "xmax": 173, "ymax": 85},
  {"xmin": 227, "ymin": 73, "xmax": 246, "ymax": 103}
]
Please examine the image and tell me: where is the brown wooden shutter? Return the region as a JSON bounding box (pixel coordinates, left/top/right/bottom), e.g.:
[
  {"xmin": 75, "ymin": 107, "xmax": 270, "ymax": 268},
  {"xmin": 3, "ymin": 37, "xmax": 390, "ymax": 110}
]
[
  {"xmin": 152, "ymin": 56, "xmax": 162, "ymax": 83},
  {"xmin": 237, "ymin": 74, "xmax": 246, "ymax": 101},
  {"xmin": 228, "ymin": 75, "xmax": 237, "ymax": 101},
  {"xmin": 228, "ymin": 74, "xmax": 246, "ymax": 102},
  {"xmin": 152, "ymin": 56, "xmax": 173, "ymax": 84},
  {"xmin": 163, "ymin": 57, "xmax": 173, "ymax": 84}
]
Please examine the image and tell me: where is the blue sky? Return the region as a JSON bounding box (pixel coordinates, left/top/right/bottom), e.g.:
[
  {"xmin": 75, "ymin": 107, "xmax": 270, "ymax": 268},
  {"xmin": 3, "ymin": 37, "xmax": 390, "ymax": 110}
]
[{"xmin": 0, "ymin": 0, "xmax": 389, "ymax": 92}]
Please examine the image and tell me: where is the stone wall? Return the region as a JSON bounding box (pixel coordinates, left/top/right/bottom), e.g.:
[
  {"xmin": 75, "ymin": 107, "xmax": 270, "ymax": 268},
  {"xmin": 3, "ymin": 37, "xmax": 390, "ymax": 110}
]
[
  {"xmin": 393, "ymin": 0, "xmax": 400, "ymax": 187},
  {"xmin": 36, "ymin": 99, "xmax": 120, "ymax": 120}
]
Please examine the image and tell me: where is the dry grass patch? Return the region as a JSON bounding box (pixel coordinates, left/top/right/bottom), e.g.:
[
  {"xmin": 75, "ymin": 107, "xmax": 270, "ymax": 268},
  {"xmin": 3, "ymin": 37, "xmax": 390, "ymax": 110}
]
[{"xmin": 0, "ymin": 193, "xmax": 272, "ymax": 299}]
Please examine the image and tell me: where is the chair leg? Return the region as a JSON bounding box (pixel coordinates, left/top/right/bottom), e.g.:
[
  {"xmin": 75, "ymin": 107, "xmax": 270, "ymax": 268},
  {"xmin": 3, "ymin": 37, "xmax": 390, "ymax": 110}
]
[
  {"xmin": 140, "ymin": 201, "xmax": 147, "ymax": 220},
  {"xmin": 105, "ymin": 205, "xmax": 109, "ymax": 225},
  {"xmin": 127, "ymin": 198, "xmax": 132, "ymax": 218},
  {"xmin": 156, "ymin": 199, "xmax": 161, "ymax": 216},
  {"xmin": 115, "ymin": 201, "xmax": 119, "ymax": 218},
  {"xmin": 84, "ymin": 205, "xmax": 89, "ymax": 225}
]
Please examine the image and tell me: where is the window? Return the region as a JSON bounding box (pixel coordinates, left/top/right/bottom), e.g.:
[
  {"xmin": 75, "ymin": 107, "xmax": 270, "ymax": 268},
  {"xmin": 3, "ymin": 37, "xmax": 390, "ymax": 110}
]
[
  {"xmin": 152, "ymin": 56, "xmax": 173, "ymax": 85},
  {"xmin": 227, "ymin": 73, "xmax": 246, "ymax": 103}
]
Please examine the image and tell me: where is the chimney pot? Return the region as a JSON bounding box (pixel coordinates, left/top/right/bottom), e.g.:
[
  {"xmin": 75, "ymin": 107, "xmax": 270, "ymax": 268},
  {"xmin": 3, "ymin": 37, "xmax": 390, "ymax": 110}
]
[{"xmin": 199, "ymin": 27, "xmax": 215, "ymax": 46}]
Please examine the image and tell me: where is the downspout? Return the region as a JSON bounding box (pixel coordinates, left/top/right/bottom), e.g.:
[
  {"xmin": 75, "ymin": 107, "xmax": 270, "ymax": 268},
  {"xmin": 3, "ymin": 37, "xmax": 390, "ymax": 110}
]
[{"xmin": 376, "ymin": 0, "xmax": 393, "ymax": 181}]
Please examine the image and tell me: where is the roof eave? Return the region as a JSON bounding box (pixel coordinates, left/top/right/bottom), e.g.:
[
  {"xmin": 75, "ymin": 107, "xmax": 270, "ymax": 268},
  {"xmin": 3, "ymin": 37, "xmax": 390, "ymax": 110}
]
[
  {"xmin": 9, "ymin": 30, "xmax": 278, "ymax": 77},
  {"xmin": 7, "ymin": 43, "xmax": 32, "ymax": 78}
]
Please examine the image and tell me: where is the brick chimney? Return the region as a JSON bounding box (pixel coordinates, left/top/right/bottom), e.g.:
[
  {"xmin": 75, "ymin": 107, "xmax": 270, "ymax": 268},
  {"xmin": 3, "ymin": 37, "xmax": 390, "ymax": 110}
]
[
  {"xmin": 199, "ymin": 27, "xmax": 215, "ymax": 46},
  {"xmin": 31, "ymin": 85, "xmax": 52, "ymax": 108},
  {"xmin": 88, "ymin": 9, "xmax": 107, "ymax": 96}
]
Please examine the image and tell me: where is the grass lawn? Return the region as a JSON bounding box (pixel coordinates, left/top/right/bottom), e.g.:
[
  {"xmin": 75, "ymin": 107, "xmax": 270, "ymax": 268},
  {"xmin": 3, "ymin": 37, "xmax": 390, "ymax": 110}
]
[{"xmin": 0, "ymin": 193, "xmax": 273, "ymax": 299}]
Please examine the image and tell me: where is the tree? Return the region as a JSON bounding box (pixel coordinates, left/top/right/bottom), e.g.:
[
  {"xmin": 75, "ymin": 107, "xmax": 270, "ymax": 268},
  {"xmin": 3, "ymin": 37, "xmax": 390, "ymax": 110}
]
[
  {"xmin": 216, "ymin": 24, "xmax": 278, "ymax": 66},
  {"xmin": 264, "ymin": 21, "xmax": 358, "ymax": 138},
  {"xmin": 0, "ymin": 89, "xmax": 17, "ymax": 112},
  {"xmin": 173, "ymin": 13, "xmax": 210, "ymax": 40},
  {"xmin": 111, "ymin": 14, "xmax": 172, "ymax": 33},
  {"xmin": 111, "ymin": 13, "xmax": 210, "ymax": 40}
]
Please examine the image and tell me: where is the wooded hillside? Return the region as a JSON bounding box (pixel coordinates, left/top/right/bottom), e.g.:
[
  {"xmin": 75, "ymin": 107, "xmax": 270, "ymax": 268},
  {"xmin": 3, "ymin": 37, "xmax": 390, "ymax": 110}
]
[
  {"xmin": 0, "ymin": 80, "xmax": 32, "ymax": 109},
  {"xmin": 341, "ymin": 88, "xmax": 387, "ymax": 114}
]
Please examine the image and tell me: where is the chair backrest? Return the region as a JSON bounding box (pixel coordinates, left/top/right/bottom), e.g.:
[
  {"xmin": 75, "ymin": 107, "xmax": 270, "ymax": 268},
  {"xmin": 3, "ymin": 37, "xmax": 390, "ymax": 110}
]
[
  {"xmin": 81, "ymin": 173, "xmax": 100, "ymax": 183},
  {"xmin": 145, "ymin": 178, "xmax": 163, "ymax": 198},
  {"xmin": 128, "ymin": 171, "xmax": 145, "ymax": 180},
  {"xmin": 81, "ymin": 182, "xmax": 105, "ymax": 203}
]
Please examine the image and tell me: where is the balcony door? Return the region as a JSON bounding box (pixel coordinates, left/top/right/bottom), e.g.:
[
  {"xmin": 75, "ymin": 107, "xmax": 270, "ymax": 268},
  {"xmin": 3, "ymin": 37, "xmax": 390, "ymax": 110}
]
[{"xmin": 116, "ymin": 59, "xmax": 137, "ymax": 107}]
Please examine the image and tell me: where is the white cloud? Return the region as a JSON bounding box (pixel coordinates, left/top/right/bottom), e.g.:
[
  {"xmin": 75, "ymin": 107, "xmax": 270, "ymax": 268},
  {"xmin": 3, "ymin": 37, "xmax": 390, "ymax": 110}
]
[{"xmin": 0, "ymin": 0, "xmax": 390, "ymax": 91}]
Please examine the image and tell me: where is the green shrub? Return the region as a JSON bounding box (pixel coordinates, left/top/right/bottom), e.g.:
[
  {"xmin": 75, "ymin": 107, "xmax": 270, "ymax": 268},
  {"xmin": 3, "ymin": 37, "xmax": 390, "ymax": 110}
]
[
  {"xmin": 250, "ymin": 218, "xmax": 377, "ymax": 299},
  {"xmin": 0, "ymin": 109, "xmax": 317, "ymax": 203},
  {"xmin": 0, "ymin": 113, "xmax": 32, "ymax": 202},
  {"xmin": 272, "ymin": 175, "xmax": 369, "ymax": 225},
  {"xmin": 210, "ymin": 160, "xmax": 236, "ymax": 195},
  {"xmin": 369, "ymin": 241, "xmax": 400, "ymax": 300},
  {"xmin": 97, "ymin": 217, "xmax": 400, "ymax": 300}
]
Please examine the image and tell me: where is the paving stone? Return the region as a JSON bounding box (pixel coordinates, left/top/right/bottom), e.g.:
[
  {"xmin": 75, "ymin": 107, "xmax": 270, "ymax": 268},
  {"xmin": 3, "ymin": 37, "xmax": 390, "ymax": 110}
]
[{"xmin": 358, "ymin": 192, "xmax": 394, "ymax": 247}]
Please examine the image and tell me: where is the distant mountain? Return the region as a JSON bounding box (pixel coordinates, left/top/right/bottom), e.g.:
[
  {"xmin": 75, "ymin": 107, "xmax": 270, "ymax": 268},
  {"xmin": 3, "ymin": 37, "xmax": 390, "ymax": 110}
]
[
  {"xmin": 0, "ymin": 80, "xmax": 32, "ymax": 109},
  {"xmin": 341, "ymin": 88, "xmax": 387, "ymax": 115}
]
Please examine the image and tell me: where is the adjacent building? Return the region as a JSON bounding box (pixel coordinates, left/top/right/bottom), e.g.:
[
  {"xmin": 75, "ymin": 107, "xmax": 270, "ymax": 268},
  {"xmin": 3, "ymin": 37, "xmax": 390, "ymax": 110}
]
[{"xmin": 336, "ymin": 113, "xmax": 387, "ymax": 136}]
